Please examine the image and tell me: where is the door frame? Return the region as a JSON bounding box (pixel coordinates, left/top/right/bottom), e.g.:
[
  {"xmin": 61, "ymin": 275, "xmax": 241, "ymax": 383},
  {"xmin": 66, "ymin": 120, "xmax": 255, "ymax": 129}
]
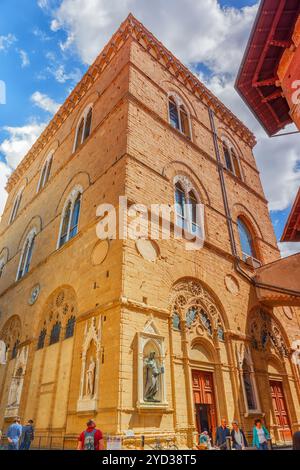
[
  {"xmin": 269, "ymin": 378, "xmax": 292, "ymax": 443},
  {"xmin": 191, "ymin": 368, "xmax": 219, "ymax": 438}
]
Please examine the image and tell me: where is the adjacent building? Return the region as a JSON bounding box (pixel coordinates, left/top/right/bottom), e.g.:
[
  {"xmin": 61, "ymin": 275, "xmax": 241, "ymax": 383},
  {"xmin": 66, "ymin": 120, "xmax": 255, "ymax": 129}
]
[{"xmin": 0, "ymin": 15, "xmax": 300, "ymax": 449}]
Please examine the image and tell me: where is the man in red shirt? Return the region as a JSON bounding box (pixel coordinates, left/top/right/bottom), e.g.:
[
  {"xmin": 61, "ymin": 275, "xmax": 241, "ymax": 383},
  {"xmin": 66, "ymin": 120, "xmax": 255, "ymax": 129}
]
[{"xmin": 77, "ymin": 419, "xmax": 104, "ymax": 450}]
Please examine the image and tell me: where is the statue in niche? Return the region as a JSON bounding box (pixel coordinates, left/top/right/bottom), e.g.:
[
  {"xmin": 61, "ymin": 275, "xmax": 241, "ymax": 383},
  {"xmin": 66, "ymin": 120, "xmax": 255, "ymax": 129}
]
[
  {"xmin": 85, "ymin": 357, "xmax": 96, "ymax": 397},
  {"xmin": 144, "ymin": 351, "xmax": 164, "ymax": 402},
  {"xmin": 7, "ymin": 367, "xmax": 23, "ymax": 408}
]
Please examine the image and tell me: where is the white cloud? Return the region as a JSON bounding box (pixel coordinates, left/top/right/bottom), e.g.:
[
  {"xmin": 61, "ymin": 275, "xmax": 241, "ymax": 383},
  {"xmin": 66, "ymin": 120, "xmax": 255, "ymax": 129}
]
[
  {"xmin": 278, "ymin": 242, "xmax": 300, "ymax": 258},
  {"xmin": 52, "ymin": 64, "xmax": 82, "ymax": 84},
  {"xmin": 0, "ymin": 33, "xmax": 16, "ymax": 52},
  {"xmin": 31, "ymin": 91, "xmax": 61, "ymax": 114},
  {"xmin": 0, "ymin": 122, "xmax": 46, "ymax": 169},
  {"xmin": 18, "ymin": 49, "xmax": 30, "ymax": 68}
]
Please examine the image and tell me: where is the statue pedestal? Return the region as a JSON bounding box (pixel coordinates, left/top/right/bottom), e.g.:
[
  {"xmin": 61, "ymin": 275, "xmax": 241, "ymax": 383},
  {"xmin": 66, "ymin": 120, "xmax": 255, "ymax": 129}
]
[
  {"xmin": 5, "ymin": 405, "xmax": 19, "ymax": 418},
  {"xmin": 136, "ymin": 401, "xmax": 168, "ymax": 412},
  {"xmin": 76, "ymin": 397, "xmax": 97, "ymax": 412}
]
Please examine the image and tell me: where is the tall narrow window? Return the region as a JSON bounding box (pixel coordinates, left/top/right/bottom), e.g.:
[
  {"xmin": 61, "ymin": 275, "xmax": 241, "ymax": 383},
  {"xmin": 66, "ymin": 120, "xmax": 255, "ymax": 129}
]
[
  {"xmin": 237, "ymin": 217, "xmax": 256, "ymax": 261},
  {"xmin": 243, "ymin": 359, "xmax": 256, "ymax": 410},
  {"xmin": 83, "ymin": 108, "xmax": 92, "ymax": 141},
  {"xmin": 0, "ymin": 260, "xmax": 5, "ymax": 279},
  {"xmin": 69, "ymin": 194, "xmax": 81, "ymax": 240},
  {"xmin": 65, "ymin": 316, "xmax": 76, "ymax": 339},
  {"xmin": 168, "ymin": 95, "xmax": 191, "ymax": 139},
  {"xmin": 11, "ymin": 340, "xmax": 20, "ymax": 359},
  {"xmin": 223, "ymin": 142, "xmax": 233, "ymax": 172},
  {"xmin": 74, "ymin": 106, "xmax": 93, "ymax": 152},
  {"xmin": 188, "ymin": 191, "xmax": 198, "ymax": 234},
  {"xmin": 38, "ymin": 155, "xmax": 53, "ymax": 192},
  {"xmin": 37, "ymin": 329, "xmax": 47, "ymax": 350},
  {"xmin": 9, "ymin": 191, "xmax": 23, "ymax": 224},
  {"xmin": 169, "ymin": 97, "xmax": 180, "ymax": 130},
  {"xmin": 175, "ymin": 182, "xmax": 186, "ymax": 228},
  {"xmin": 74, "ymin": 118, "xmax": 84, "ymax": 152},
  {"xmin": 179, "ymin": 105, "xmax": 191, "ymax": 139},
  {"xmin": 17, "ymin": 233, "xmax": 36, "ymax": 281},
  {"xmin": 231, "ymin": 148, "xmax": 241, "ymax": 179},
  {"xmin": 50, "ymin": 322, "xmax": 61, "ymax": 345},
  {"xmin": 58, "ymin": 189, "xmax": 82, "ymax": 248}
]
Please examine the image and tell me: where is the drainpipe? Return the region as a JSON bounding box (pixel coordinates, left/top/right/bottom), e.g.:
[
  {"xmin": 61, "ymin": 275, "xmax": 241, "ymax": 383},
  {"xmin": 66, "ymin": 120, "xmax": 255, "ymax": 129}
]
[{"xmin": 209, "ymin": 108, "xmax": 300, "ymax": 299}]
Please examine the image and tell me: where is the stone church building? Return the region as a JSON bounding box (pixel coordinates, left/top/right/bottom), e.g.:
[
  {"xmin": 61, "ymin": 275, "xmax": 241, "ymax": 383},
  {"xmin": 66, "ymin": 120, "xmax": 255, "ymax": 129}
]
[{"xmin": 0, "ymin": 15, "xmax": 299, "ymax": 449}]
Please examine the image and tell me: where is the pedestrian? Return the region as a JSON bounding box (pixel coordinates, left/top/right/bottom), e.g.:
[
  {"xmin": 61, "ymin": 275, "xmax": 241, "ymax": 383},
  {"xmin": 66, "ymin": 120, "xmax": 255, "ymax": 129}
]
[
  {"xmin": 230, "ymin": 420, "xmax": 248, "ymax": 450},
  {"xmin": 77, "ymin": 419, "xmax": 104, "ymax": 450},
  {"xmin": 215, "ymin": 418, "xmax": 230, "ymax": 450},
  {"xmin": 252, "ymin": 418, "xmax": 270, "ymax": 450},
  {"xmin": 20, "ymin": 419, "xmax": 35, "ymax": 450},
  {"xmin": 7, "ymin": 417, "xmax": 22, "ymax": 450},
  {"xmin": 293, "ymin": 431, "xmax": 300, "ymax": 450},
  {"xmin": 198, "ymin": 430, "xmax": 211, "ymax": 449}
]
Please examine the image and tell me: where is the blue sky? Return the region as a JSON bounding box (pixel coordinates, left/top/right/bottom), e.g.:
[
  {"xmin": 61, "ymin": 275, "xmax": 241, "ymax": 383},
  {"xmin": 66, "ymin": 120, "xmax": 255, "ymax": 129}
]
[{"xmin": 0, "ymin": 0, "xmax": 299, "ymax": 255}]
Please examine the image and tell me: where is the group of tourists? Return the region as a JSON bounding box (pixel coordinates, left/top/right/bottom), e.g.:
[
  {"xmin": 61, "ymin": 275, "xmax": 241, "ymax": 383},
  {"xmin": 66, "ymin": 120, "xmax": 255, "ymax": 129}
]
[
  {"xmin": 199, "ymin": 418, "xmax": 271, "ymax": 450},
  {"xmin": 0, "ymin": 417, "xmax": 34, "ymax": 450}
]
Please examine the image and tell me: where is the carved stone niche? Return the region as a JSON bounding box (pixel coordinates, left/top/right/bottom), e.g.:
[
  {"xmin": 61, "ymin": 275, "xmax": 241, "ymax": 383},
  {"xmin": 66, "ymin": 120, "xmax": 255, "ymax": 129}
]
[
  {"xmin": 77, "ymin": 317, "xmax": 102, "ymax": 413},
  {"xmin": 137, "ymin": 320, "xmax": 168, "ymax": 410},
  {"xmin": 5, "ymin": 345, "xmax": 29, "ymax": 418}
]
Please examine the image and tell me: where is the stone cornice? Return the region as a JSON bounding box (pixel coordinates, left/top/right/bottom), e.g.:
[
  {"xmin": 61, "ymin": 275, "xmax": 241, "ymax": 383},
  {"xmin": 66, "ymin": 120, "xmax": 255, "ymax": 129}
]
[{"xmin": 6, "ymin": 13, "xmax": 256, "ymax": 193}]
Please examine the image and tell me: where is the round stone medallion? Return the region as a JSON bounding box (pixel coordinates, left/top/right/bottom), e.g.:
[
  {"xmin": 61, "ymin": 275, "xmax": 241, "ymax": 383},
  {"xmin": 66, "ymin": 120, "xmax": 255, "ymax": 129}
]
[
  {"xmin": 91, "ymin": 239, "xmax": 109, "ymax": 266},
  {"xmin": 224, "ymin": 275, "xmax": 240, "ymax": 295},
  {"xmin": 136, "ymin": 239, "xmax": 160, "ymax": 262},
  {"xmin": 29, "ymin": 284, "xmax": 40, "ymax": 305}
]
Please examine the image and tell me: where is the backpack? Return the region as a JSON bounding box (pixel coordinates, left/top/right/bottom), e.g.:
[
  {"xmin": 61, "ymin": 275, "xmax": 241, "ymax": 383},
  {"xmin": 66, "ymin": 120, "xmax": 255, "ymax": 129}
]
[{"xmin": 83, "ymin": 429, "xmax": 97, "ymax": 450}]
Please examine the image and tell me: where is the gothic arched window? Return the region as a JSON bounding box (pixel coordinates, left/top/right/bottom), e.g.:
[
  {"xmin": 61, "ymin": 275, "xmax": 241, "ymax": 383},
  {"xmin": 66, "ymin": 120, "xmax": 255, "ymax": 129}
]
[
  {"xmin": 49, "ymin": 322, "xmax": 61, "ymax": 345},
  {"xmin": 172, "ymin": 312, "xmax": 181, "ymax": 331},
  {"xmin": 174, "ymin": 178, "xmax": 202, "ymax": 236},
  {"xmin": 17, "ymin": 231, "xmax": 36, "ymax": 281},
  {"xmin": 168, "ymin": 95, "xmax": 191, "ymax": 139},
  {"xmin": 74, "ymin": 106, "xmax": 93, "ymax": 152},
  {"xmin": 222, "ymin": 138, "xmax": 242, "ymax": 179},
  {"xmin": 9, "ymin": 188, "xmax": 24, "ymax": 224},
  {"xmin": 58, "ymin": 188, "xmax": 82, "ymax": 248},
  {"xmin": 65, "ymin": 316, "xmax": 76, "ymax": 339},
  {"xmin": 237, "ymin": 217, "xmax": 257, "ymax": 261},
  {"xmin": 37, "ymin": 329, "xmax": 47, "ymax": 350},
  {"xmin": 37, "ymin": 153, "xmax": 53, "ymax": 192}
]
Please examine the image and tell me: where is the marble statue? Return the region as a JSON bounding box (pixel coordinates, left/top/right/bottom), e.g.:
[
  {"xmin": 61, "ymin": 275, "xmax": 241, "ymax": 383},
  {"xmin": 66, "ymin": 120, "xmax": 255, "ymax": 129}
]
[
  {"xmin": 144, "ymin": 351, "xmax": 164, "ymax": 402},
  {"xmin": 85, "ymin": 357, "xmax": 96, "ymax": 397}
]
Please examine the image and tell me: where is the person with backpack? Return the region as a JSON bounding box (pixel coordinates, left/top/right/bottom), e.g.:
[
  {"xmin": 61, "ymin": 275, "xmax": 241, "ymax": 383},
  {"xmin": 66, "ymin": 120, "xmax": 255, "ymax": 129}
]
[{"xmin": 77, "ymin": 419, "xmax": 104, "ymax": 450}]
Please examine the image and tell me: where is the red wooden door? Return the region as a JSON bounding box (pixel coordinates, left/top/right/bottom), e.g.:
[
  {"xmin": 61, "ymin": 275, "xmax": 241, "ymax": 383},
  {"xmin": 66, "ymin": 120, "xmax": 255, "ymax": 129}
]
[
  {"xmin": 192, "ymin": 370, "xmax": 217, "ymax": 437},
  {"xmin": 269, "ymin": 380, "xmax": 292, "ymax": 442}
]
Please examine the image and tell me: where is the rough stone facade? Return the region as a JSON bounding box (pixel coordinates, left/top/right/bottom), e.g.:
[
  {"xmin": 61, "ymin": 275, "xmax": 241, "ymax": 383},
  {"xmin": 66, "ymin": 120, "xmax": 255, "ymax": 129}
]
[{"xmin": 0, "ymin": 15, "xmax": 299, "ymax": 449}]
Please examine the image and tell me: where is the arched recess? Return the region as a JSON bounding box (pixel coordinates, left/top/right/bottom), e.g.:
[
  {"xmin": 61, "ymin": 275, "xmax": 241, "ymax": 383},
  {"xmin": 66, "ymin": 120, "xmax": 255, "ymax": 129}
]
[
  {"xmin": 232, "ymin": 203, "xmax": 264, "ymax": 240},
  {"xmin": 162, "ymin": 161, "xmax": 210, "ymax": 206},
  {"xmin": 35, "ymin": 285, "xmax": 78, "ymax": 347},
  {"xmin": 37, "ymin": 141, "xmax": 59, "ymax": 171},
  {"xmin": 17, "ymin": 215, "xmax": 43, "ymax": 252},
  {"xmin": 246, "ymin": 308, "xmax": 296, "ymax": 441},
  {"xmin": 70, "ymin": 91, "xmax": 99, "ymax": 131},
  {"xmin": 55, "ymin": 172, "xmax": 90, "ymax": 215},
  {"xmin": 169, "ymin": 278, "xmax": 231, "ymax": 437},
  {"xmin": 0, "ymin": 315, "xmax": 22, "ymax": 359}
]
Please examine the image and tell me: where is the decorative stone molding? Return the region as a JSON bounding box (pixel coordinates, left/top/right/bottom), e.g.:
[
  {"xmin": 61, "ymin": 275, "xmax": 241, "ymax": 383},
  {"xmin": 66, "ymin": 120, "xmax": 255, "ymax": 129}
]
[
  {"xmin": 77, "ymin": 316, "xmax": 102, "ymax": 412},
  {"xmin": 137, "ymin": 319, "xmax": 167, "ymax": 410},
  {"xmin": 5, "ymin": 345, "xmax": 29, "ymax": 418},
  {"xmin": 249, "ymin": 309, "xmax": 289, "ymax": 358}
]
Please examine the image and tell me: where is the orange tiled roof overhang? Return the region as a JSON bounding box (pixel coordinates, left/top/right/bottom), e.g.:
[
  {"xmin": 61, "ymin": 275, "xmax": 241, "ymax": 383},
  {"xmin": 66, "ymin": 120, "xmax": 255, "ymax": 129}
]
[
  {"xmin": 281, "ymin": 188, "xmax": 300, "ymax": 242},
  {"xmin": 235, "ymin": 0, "xmax": 300, "ymax": 136}
]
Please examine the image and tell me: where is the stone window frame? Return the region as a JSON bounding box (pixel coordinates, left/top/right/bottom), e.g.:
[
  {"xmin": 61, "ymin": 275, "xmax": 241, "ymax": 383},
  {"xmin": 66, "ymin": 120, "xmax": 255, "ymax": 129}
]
[
  {"xmin": 37, "ymin": 151, "xmax": 54, "ymax": 193},
  {"xmin": 9, "ymin": 186, "xmax": 25, "ymax": 225},
  {"xmin": 221, "ymin": 136, "xmax": 243, "ymax": 180},
  {"xmin": 16, "ymin": 228, "xmax": 37, "ymax": 281},
  {"xmin": 57, "ymin": 185, "xmax": 83, "ymax": 249},
  {"xmin": 173, "ymin": 175, "xmax": 203, "ymax": 237},
  {"xmin": 73, "ymin": 103, "xmax": 93, "ymax": 153},
  {"xmin": 167, "ymin": 92, "xmax": 192, "ymax": 141}
]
